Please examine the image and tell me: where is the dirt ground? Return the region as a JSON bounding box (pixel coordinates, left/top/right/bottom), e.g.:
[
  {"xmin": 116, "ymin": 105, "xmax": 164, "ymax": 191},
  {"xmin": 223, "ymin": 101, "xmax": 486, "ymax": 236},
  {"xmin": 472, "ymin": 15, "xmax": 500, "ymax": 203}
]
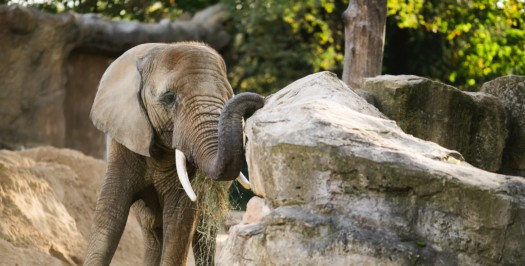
[{"xmin": 0, "ymin": 146, "xmax": 240, "ymax": 265}]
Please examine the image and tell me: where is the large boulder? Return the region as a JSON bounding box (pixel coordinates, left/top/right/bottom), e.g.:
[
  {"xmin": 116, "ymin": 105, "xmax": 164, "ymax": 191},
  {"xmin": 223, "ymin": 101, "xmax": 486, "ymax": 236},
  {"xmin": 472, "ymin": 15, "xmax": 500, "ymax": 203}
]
[
  {"xmin": 481, "ymin": 75, "xmax": 525, "ymax": 177},
  {"xmin": 360, "ymin": 75, "xmax": 507, "ymax": 172},
  {"xmin": 218, "ymin": 72, "xmax": 525, "ymax": 265},
  {"xmin": 0, "ymin": 147, "xmax": 143, "ymax": 265}
]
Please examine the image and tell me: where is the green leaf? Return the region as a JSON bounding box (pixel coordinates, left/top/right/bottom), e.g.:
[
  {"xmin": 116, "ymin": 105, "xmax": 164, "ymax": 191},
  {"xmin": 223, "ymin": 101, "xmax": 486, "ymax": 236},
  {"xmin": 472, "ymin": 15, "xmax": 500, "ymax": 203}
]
[{"xmin": 416, "ymin": 241, "xmax": 426, "ymax": 247}]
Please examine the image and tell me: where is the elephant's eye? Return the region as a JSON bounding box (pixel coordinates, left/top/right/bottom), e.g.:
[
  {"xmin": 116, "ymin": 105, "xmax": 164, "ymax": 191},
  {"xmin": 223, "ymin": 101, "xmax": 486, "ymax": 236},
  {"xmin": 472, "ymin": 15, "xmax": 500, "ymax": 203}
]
[{"xmin": 160, "ymin": 92, "xmax": 176, "ymax": 106}]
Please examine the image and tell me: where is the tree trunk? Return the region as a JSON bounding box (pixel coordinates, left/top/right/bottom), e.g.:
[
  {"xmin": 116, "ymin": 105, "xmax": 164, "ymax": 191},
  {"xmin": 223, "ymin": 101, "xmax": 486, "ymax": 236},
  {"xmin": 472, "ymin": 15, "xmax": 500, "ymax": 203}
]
[{"xmin": 342, "ymin": 0, "xmax": 387, "ymax": 89}]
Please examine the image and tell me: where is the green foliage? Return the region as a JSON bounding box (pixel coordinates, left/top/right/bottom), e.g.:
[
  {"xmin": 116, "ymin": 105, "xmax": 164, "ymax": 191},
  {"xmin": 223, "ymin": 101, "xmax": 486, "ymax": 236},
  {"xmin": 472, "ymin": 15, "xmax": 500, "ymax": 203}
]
[
  {"xmin": 388, "ymin": 0, "xmax": 525, "ymax": 90},
  {"xmin": 222, "ymin": 0, "xmax": 348, "ymax": 94}
]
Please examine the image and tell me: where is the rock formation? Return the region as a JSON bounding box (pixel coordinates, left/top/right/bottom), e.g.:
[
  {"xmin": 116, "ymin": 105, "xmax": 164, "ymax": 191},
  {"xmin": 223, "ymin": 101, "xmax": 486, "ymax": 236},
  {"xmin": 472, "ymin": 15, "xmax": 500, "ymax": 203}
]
[
  {"xmin": 0, "ymin": 4, "xmax": 229, "ymax": 158},
  {"xmin": 360, "ymin": 75, "xmax": 508, "ymax": 172},
  {"xmin": 481, "ymin": 75, "xmax": 525, "ymax": 177},
  {"xmin": 219, "ymin": 72, "xmax": 525, "ymax": 265}
]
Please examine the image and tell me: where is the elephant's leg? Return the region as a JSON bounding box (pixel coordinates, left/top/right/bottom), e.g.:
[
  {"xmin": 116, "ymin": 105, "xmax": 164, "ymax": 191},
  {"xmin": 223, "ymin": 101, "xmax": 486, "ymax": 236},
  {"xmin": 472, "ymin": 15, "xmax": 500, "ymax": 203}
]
[
  {"xmin": 85, "ymin": 176, "xmax": 133, "ymax": 265},
  {"xmin": 160, "ymin": 191, "xmax": 198, "ymax": 266},
  {"xmin": 85, "ymin": 140, "xmax": 146, "ymax": 266},
  {"xmin": 133, "ymin": 186, "xmax": 163, "ymax": 266},
  {"xmin": 192, "ymin": 213, "xmax": 217, "ymax": 266}
]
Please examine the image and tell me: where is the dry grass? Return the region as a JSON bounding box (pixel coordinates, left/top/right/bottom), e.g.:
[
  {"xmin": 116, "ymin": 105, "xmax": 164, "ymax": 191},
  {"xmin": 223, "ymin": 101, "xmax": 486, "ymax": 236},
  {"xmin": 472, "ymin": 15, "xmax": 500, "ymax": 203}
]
[{"xmin": 191, "ymin": 170, "xmax": 232, "ymax": 262}]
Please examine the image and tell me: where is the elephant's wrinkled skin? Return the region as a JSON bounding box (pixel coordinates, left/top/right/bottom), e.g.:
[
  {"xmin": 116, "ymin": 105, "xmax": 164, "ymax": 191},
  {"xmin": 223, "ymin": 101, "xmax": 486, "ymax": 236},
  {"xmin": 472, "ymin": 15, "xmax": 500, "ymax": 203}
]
[{"xmin": 85, "ymin": 42, "xmax": 264, "ymax": 265}]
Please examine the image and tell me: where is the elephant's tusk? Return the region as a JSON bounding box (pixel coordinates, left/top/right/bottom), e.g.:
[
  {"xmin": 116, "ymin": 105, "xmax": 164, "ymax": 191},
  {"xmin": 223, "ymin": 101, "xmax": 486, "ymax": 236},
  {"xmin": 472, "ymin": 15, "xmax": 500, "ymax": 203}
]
[
  {"xmin": 175, "ymin": 149, "xmax": 197, "ymax": 202},
  {"xmin": 237, "ymin": 172, "xmax": 251, "ymax": 190}
]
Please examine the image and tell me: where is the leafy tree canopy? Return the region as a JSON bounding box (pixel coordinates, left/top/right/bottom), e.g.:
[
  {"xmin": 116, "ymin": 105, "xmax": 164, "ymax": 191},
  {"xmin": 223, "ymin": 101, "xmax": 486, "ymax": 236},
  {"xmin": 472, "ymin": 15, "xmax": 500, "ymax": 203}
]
[{"xmin": 388, "ymin": 0, "xmax": 525, "ymax": 90}]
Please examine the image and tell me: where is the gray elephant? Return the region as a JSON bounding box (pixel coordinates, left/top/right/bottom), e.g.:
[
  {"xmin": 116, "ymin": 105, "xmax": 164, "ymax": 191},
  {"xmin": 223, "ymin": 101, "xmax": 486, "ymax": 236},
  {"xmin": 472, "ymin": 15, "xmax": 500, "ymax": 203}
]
[{"xmin": 85, "ymin": 42, "xmax": 264, "ymax": 265}]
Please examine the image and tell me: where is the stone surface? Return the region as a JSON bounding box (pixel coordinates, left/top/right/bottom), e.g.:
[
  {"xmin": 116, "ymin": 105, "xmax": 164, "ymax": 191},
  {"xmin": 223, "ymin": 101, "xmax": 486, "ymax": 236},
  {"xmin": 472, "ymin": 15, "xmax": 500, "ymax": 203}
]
[
  {"xmin": 73, "ymin": 4, "xmax": 230, "ymax": 55},
  {"xmin": 481, "ymin": 75, "xmax": 525, "ymax": 177},
  {"xmin": 360, "ymin": 75, "xmax": 508, "ymax": 172},
  {"xmin": 0, "ymin": 4, "xmax": 229, "ymax": 157},
  {"xmin": 65, "ymin": 52, "xmax": 111, "ymax": 158},
  {"xmin": 241, "ymin": 196, "xmax": 271, "ymax": 225},
  {"xmin": 0, "ymin": 5, "xmax": 71, "ymax": 150},
  {"xmin": 0, "ymin": 147, "xmax": 143, "ymax": 265},
  {"xmin": 218, "ymin": 72, "xmax": 525, "ymax": 265}
]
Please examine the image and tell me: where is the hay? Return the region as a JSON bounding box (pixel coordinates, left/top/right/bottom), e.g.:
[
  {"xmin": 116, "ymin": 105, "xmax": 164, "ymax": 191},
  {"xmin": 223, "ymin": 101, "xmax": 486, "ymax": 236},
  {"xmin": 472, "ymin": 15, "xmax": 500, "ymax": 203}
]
[{"xmin": 191, "ymin": 170, "xmax": 231, "ymax": 263}]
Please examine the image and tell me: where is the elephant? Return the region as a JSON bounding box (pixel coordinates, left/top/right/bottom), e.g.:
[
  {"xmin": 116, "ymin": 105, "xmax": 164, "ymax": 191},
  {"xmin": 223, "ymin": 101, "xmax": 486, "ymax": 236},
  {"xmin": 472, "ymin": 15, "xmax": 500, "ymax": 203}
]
[{"xmin": 84, "ymin": 42, "xmax": 264, "ymax": 265}]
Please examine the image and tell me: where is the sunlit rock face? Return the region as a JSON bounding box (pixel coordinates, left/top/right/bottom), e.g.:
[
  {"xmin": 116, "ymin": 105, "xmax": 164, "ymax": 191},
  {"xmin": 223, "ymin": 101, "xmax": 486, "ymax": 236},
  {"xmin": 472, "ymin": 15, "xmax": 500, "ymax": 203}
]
[
  {"xmin": 481, "ymin": 75, "xmax": 525, "ymax": 177},
  {"xmin": 360, "ymin": 75, "xmax": 508, "ymax": 173},
  {"xmin": 218, "ymin": 72, "xmax": 525, "ymax": 266}
]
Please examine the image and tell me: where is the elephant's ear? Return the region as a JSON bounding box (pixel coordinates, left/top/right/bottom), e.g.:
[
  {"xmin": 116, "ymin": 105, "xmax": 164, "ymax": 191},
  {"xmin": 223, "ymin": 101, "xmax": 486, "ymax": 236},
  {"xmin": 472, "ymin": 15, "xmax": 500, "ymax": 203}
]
[{"xmin": 90, "ymin": 43, "xmax": 166, "ymax": 157}]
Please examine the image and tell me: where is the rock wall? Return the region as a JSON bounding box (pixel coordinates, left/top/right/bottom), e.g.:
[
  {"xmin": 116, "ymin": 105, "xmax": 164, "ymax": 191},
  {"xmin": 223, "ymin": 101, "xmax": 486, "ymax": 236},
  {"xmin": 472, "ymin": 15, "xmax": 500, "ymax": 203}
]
[
  {"xmin": 360, "ymin": 75, "xmax": 508, "ymax": 172},
  {"xmin": 481, "ymin": 75, "xmax": 525, "ymax": 177},
  {"xmin": 0, "ymin": 4, "xmax": 229, "ymax": 157},
  {"xmin": 359, "ymin": 74, "xmax": 525, "ymax": 177},
  {"xmin": 64, "ymin": 52, "xmax": 111, "ymax": 158},
  {"xmin": 219, "ymin": 72, "xmax": 525, "ymax": 265}
]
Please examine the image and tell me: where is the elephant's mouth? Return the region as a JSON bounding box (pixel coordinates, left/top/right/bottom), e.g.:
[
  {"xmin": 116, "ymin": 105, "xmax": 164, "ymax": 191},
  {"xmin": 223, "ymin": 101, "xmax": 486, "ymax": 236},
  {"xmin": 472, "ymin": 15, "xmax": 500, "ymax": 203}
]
[{"xmin": 174, "ymin": 149, "xmax": 251, "ymax": 202}]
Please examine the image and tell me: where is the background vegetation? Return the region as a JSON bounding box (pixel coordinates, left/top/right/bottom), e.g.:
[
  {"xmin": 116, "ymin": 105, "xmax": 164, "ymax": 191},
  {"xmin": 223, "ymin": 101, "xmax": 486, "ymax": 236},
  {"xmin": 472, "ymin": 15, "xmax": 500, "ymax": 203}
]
[
  {"xmin": 387, "ymin": 0, "xmax": 525, "ymax": 90},
  {"xmin": 3, "ymin": 0, "xmax": 523, "ymax": 92}
]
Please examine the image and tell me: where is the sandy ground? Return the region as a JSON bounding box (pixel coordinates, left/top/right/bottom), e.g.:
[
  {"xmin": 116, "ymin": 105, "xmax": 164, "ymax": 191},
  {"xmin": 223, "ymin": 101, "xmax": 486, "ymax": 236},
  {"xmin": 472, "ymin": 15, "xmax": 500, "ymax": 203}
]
[{"xmin": 0, "ymin": 146, "xmax": 241, "ymax": 265}]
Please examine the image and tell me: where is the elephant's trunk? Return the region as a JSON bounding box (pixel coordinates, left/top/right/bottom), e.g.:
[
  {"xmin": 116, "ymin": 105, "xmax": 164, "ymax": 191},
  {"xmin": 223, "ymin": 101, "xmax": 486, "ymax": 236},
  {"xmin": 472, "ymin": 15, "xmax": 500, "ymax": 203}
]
[
  {"xmin": 205, "ymin": 92, "xmax": 264, "ymax": 181},
  {"xmin": 174, "ymin": 92, "xmax": 264, "ymax": 201}
]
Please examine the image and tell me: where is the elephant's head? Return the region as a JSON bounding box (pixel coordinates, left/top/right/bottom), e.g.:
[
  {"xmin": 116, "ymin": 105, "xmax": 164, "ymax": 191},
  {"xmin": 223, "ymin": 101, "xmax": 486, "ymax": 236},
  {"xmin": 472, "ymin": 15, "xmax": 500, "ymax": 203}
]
[{"xmin": 90, "ymin": 42, "xmax": 264, "ymax": 201}]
